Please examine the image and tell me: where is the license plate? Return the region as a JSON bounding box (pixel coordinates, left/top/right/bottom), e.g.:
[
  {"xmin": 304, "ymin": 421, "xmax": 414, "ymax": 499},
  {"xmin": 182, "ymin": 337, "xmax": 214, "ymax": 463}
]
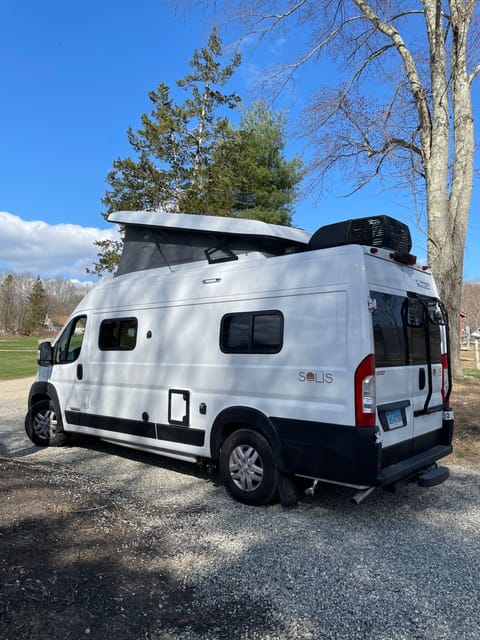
[{"xmin": 386, "ymin": 409, "xmax": 404, "ymax": 430}]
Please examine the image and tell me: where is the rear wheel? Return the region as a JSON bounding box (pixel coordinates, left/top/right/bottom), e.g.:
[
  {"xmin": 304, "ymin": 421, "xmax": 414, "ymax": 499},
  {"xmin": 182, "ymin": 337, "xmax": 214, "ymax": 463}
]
[
  {"xmin": 219, "ymin": 429, "xmax": 278, "ymax": 506},
  {"xmin": 25, "ymin": 399, "xmax": 68, "ymax": 446}
]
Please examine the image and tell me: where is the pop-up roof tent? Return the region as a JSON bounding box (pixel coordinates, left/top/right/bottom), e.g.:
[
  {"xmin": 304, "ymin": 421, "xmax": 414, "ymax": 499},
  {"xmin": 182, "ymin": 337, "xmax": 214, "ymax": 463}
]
[
  {"xmin": 107, "ymin": 211, "xmax": 311, "ymax": 277},
  {"xmin": 107, "ymin": 211, "xmax": 413, "ymax": 277}
]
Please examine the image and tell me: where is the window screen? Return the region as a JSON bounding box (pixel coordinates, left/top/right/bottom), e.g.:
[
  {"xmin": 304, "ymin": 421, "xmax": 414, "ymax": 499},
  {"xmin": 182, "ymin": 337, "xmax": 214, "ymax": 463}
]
[
  {"xmin": 99, "ymin": 318, "xmax": 138, "ymax": 351},
  {"xmin": 220, "ymin": 311, "xmax": 283, "ymax": 354}
]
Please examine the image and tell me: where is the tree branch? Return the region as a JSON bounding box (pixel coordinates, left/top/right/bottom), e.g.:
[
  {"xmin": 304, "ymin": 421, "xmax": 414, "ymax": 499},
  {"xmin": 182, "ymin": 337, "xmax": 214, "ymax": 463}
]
[
  {"xmin": 469, "ymin": 61, "xmax": 480, "ymax": 83},
  {"xmin": 352, "ymin": 0, "xmax": 432, "ymax": 149},
  {"xmin": 314, "ymin": 42, "xmax": 397, "ymax": 132},
  {"xmin": 259, "ymin": 13, "xmax": 366, "ymax": 98},
  {"xmin": 251, "ymin": 0, "xmax": 310, "ymax": 32}
]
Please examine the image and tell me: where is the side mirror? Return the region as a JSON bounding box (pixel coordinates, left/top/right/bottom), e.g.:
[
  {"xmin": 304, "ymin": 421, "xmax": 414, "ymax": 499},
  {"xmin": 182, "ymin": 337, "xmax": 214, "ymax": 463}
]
[{"xmin": 38, "ymin": 341, "xmax": 53, "ymax": 366}]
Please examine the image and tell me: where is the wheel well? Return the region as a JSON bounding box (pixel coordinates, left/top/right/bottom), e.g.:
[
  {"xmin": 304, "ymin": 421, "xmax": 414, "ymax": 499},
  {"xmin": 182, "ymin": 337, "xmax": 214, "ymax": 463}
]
[
  {"xmin": 210, "ymin": 407, "xmax": 283, "ymax": 467},
  {"xmin": 27, "ymin": 382, "xmax": 62, "ymax": 418},
  {"xmin": 29, "ymin": 392, "xmax": 51, "ymax": 407},
  {"xmin": 215, "ymin": 421, "xmax": 250, "ymax": 453}
]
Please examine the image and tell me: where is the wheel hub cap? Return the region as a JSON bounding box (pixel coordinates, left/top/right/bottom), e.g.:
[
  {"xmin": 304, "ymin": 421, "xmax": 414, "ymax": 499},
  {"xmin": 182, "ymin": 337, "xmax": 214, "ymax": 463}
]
[{"xmin": 229, "ymin": 445, "xmax": 264, "ymax": 492}]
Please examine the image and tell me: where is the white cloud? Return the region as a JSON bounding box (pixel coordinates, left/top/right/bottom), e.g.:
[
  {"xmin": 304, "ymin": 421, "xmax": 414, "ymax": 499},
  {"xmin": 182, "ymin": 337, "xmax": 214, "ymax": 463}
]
[{"xmin": 0, "ymin": 211, "xmax": 121, "ymax": 280}]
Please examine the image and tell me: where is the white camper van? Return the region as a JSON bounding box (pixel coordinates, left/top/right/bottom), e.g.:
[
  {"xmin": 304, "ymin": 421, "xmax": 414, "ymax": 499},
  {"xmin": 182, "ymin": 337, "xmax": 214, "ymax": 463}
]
[{"xmin": 26, "ymin": 212, "xmax": 454, "ymax": 505}]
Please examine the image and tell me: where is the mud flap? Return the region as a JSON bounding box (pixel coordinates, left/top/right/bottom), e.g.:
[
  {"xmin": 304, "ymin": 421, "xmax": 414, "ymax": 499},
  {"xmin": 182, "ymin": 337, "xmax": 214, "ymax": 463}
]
[{"xmin": 277, "ymin": 471, "xmax": 300, "ymax": 507}]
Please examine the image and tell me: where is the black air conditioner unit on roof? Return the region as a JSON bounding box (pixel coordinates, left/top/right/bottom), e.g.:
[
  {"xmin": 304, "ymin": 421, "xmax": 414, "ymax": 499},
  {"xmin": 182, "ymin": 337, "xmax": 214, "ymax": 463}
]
[{"xmin": 308, "ymin": 215, "xmax": 412, "ymax": 254}]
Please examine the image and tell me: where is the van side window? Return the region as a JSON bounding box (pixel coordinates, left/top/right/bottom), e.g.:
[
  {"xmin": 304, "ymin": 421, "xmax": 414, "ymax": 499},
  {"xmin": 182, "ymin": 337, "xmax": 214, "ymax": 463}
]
[
  {"xmin": 55, "ymin": 316, "xmax": 87, "ymax": 364},
  {"xmin": 99, "ymin": 318, "xmax": 138, "ymax": 351},
  {"xmin": 372, "ymin": 294, "xmax": 407, "ymax": 367},
  {"xmin": 407, "ymin": 298, "xmax": 442, "ymax": 365},
  {"xmin": 220, "ymin": 311, "xmax": 283, "ymax": 354},
  {"xmin": 371, "ymin": 292, "xmax": 441, "ymax": 367}
]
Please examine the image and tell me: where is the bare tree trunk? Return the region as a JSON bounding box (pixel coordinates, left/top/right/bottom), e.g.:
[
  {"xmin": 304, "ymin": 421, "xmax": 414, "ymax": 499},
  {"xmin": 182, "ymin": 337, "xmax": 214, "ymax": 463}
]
[
  {"xmin": 426, "ymin": 0, "xmax": 475, "ymax": 378},
  {"xmin": 354, "ymin": 0, "xmax": 475, "ymax": 378}
]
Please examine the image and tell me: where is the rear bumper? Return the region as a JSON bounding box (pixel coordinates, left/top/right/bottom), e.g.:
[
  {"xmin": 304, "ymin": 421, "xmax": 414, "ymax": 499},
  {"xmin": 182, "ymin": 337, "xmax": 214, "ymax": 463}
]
[
  {"xmin": 375, "ymin": 444, "xmax": 452, "ymax": 487},
  {"xmin": 271, "ymin": 410, "xmax": 454, "ymax": 488}
]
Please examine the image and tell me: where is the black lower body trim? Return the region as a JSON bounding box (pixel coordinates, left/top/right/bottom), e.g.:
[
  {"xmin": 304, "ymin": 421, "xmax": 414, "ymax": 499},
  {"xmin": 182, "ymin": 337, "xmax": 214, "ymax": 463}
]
[
  {"xmin": 270, "ymin": 416, "xmax": 453, "ymax": 487},
  {"xmin": 270, "ymin": 417, "xmax": 380, "ymax": 485},
  {"xmin": 65, "ymin": 411, "xmax": 205, "ymax": 447}
]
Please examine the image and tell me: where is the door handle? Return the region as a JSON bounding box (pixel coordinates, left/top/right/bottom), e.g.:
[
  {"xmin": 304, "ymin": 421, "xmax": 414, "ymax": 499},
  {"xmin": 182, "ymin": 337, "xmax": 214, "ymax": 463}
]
[
  {"xmin": 77, "ymin": 364, "xmax": 83, "ymax": 380},
  {"xmin": 419, "ymin": 367, "xmax": 426, "ymax": 390}
]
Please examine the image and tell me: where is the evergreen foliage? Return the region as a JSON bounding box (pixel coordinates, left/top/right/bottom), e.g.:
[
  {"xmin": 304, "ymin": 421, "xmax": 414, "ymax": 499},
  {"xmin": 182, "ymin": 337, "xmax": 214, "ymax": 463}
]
[
  {"xmin": 205, "ymin": 102, "xmax": 302, "ymax": 225},
  {"xmin": 22, "ymin": 277, "xmax": 48, "ymax": 335},
  {"xmin": 92, "ymin": 30, "xmax": 302, "ymax": 274},
  {"xmin": 102, "ymin": 27, "xmax": 241, "ymax": 216}
]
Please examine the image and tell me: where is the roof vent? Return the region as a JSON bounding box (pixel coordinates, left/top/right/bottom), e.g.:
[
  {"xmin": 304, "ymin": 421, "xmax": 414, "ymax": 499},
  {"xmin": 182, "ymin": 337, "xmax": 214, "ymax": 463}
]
[{"xmin": 308, "ymin": 215, "xmax": 412, "ymax": 253}]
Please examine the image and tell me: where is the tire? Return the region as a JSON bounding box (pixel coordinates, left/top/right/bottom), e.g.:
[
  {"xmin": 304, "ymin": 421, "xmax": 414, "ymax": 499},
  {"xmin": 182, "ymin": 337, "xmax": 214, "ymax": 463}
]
[
  {"xmin": 219, "ymin": 429, "xmax": 278, "ymax": 506},
  {"xmin": 25, "ymin": 399, "xmax": 68, "ymax": 447}
]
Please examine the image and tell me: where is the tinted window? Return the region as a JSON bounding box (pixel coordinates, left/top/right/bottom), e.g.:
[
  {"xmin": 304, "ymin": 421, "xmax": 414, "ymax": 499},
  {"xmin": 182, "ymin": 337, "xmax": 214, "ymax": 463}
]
[
  {"xmin": 252, "ymin": 314, "xmax": 283, "ymax": 350},
  {"xmin": 407, "ymin": 298, "xmax": 442, "ymax": 365},
  {"xmin": 221, "ymin": 315, "xmax": 251, "ymax": 351},
  {"xmin": 55, "ymin": 316, "xmax": 87, "ymax": 364},
  {"xmin": 372, "ymin": 294, "xmax": 407, "ymax": 367},
  {"xmin": 220, "ymin": 311, "xmax": 283, "ymax": 354},
  {"xmin": 372, "ymin": 292, "xmax": 442, "ymax": 367},
  {"xmin": 99, "ymin": 318, "xmax": 138, "ymax": 351}
]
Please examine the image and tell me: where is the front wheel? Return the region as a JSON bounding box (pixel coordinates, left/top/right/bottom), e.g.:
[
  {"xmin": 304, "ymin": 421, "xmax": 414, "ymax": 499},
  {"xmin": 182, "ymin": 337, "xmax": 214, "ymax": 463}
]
[
  {"xmin": 25, "ymin": 399, "xmax": 68, "ymax": 447},
  {"xmin": 219, "ymin": 429, "xmax": 278, "ymax": 506}
]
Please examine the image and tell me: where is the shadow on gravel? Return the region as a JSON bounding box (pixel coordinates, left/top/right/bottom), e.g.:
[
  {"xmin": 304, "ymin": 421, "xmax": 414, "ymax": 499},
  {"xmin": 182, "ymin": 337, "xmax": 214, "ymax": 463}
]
[
  {"xmin": 0, "ymin": 458, "xmax": 276, "ymax": 640},
  {"xmin": 2, "ymin": 444, "xmax": 479, "ymax": 639}
]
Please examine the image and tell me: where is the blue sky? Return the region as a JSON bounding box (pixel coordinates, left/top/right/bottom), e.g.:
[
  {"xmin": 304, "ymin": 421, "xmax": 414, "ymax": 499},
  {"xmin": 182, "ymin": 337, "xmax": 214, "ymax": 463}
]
[{"xmin": 0, "ymin": 1, "xmax": 479, "ymax": 281}]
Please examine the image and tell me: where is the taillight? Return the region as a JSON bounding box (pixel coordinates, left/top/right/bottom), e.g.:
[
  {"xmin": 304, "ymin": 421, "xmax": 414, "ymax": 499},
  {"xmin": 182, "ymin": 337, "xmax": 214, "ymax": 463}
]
[
  {"xmin": 355, "ymin": 354, "xmax": 376, "ymax": 427},
  {"xmin": 441, "ymin": 353, "xmax": 449, "ymax": 403}
]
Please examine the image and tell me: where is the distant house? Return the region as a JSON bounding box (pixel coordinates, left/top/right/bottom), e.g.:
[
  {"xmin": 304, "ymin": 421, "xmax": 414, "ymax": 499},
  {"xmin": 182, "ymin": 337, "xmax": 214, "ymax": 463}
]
[{"xmin": 45, "ymin": 315, "xmax": 69, "ymax": 332}]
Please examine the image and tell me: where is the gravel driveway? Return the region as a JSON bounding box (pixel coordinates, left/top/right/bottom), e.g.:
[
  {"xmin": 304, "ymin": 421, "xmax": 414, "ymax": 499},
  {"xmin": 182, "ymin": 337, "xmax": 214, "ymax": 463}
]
[{"xmin": 1, "ymin": 378, "xmax": 479, "ymax": 639}]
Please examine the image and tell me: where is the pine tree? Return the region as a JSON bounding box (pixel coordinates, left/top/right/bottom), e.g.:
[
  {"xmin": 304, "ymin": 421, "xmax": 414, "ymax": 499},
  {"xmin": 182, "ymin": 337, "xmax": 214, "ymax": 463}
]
[
  {"xmin": 22, "ymin": 277, "xmax": 48, "ymax": 335},
  {"xmin": 204, "ymin": 102, "xmax": 303, "ymax": 225},
  {"xmin": 91, "ymin": 32, "xmax": 303, "ymax": 274},
  {"xmin": 102, "ymin": 27, "xmax": 241, "ymax": 216}
]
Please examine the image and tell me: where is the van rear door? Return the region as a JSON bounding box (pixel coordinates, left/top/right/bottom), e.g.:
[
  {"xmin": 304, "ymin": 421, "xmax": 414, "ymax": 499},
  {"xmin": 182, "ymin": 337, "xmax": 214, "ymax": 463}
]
[
  {"xmin": 405, "ymin": 294, "xmax": 448, "ymax": 439},
  {"xmin": 370, "ymin": 291, "xmax": 448, "ymax": 450}
]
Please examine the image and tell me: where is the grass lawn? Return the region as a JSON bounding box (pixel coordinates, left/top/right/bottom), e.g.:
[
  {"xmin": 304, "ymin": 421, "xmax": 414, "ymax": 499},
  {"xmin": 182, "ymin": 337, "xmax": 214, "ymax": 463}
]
[
  {"xmin": 0, "ymin": 336, "xmax": 39, "ymax": 380},
  {"xmin": 450, "ymin": 373, "xmax": 480, "ymax": 463},
  {"xmin": 453, "ymin": 349, "xmax": 480, "ymax": 463}
]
